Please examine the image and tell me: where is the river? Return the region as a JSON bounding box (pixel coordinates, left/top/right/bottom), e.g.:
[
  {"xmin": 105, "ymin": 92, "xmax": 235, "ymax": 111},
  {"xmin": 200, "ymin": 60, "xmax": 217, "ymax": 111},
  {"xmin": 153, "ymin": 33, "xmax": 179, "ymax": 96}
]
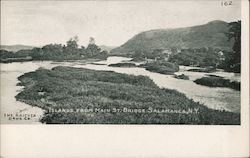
[{"xmin": 0, "ymin": 56, "xmax": 240, "ymax": 124}]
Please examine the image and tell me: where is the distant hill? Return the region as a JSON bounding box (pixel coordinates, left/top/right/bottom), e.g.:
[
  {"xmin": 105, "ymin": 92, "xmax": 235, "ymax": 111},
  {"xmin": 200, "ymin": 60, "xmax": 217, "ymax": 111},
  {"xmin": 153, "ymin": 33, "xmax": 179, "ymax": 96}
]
[
  {"xmin": 111, "ymin": 20, "xmax": 234, "ymax": 54},
  {"xmin": 0, "ymin": 45, "xmax": 35, "ymax": 52},
  {"xmin": 99, "ymin": 45, "xmax": 116, "ymax": 52}
]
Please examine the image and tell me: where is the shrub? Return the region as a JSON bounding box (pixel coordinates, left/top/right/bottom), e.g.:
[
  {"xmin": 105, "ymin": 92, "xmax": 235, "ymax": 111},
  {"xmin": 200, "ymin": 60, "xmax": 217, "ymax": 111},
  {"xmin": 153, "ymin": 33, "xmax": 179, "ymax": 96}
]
[{"xmin": 174, "ymin": 74, "xmax": 189, "ymax": 80}]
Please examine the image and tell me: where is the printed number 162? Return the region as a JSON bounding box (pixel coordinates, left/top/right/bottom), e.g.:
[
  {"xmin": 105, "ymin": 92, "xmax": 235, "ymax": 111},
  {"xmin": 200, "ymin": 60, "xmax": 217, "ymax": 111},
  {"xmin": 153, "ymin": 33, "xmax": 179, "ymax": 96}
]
[{"xmin": 221, "ymin": 1, "xmax": 233, "ymax": 6}]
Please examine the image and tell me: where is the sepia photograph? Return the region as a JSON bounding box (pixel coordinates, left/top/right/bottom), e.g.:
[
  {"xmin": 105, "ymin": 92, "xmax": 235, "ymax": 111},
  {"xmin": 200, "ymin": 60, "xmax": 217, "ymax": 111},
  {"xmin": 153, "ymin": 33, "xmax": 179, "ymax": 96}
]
[
  {"xmin": 0, "ymin": 0, "xmax": 243, "ymax": 125},
  {"xmin": 1, "ymin": 0, "xmax": 249, "ymax": 157}
]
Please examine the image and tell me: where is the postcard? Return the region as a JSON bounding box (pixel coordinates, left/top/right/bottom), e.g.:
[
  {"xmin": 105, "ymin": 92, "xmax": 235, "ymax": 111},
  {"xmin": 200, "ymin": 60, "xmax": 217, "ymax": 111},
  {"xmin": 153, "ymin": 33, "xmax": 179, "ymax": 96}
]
[{"xmin": 0, "ymin": 0, "xmax": 249, "ymax": 157}]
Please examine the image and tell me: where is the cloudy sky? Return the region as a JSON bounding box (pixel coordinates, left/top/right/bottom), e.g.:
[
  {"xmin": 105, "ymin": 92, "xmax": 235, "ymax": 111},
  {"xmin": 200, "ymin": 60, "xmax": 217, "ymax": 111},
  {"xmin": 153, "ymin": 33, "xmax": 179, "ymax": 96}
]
[{"xmin": 1, "ymin": 0, "xmax": 241, "ymax": 47}]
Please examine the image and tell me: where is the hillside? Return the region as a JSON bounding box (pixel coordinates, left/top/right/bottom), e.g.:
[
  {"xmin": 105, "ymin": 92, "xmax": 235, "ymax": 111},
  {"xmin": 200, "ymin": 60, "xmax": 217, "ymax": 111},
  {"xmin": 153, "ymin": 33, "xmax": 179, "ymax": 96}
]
[
  {"xmin": 99, "ymin": 45, "xmax": 116, "ymax": 52},
  {"xmin": 111, "ymin": 20, "xmax": 234, "ymax": 54},
  {"xmin": 0, "ymin": 45, "xmax": 34, "ymax": 52}
]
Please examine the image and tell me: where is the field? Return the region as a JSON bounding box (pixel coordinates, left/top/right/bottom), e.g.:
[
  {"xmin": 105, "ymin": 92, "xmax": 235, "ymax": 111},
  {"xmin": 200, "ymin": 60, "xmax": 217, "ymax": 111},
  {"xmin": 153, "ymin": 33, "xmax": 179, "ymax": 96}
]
[{"xmin": 16, "ymin": 66, "xmax": 240, "ymax": 124}]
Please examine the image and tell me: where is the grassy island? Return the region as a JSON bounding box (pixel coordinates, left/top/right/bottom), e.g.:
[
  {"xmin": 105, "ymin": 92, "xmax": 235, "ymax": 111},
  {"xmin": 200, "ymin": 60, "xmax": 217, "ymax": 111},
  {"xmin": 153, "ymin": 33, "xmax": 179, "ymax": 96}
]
[
  {"xmin": 140, "ymin": 61, "xmax": 179, "ymax": 75},
  {"xmin": 16, "ymin": 66, "xmax": 240, "ymax": 124},
  {"xmin": 194, "ymin": 75, "xmax": 240, "ymax": 91},
  {"xmin": 108, "ymin": 62, "xmax": 137, "ymax": 67},
  {"xmin": 187, "ymin": 68, "xmax": 216, "ymax": 73}
]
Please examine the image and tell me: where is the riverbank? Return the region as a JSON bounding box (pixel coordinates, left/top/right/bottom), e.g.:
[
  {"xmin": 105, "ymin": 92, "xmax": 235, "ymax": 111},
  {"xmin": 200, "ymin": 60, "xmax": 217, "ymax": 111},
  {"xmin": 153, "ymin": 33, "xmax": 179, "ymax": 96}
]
[
  {"xmin": 1, "ymin": 56, "xmax": 241, "ymax": 123},
  {"xmin": 16, "ymin": 66, "xmax": 240, "ymax": 124},
  {"xmin": 0, "ymin": 57, "xmax": 33, "ymax": 63},
  {"xmin": 0, "ymin": 62, "xmax": 45, "ymax": 124},
  {"xmin": 0, "ymin": 57, "xmax": 105, "ymax": 64}
]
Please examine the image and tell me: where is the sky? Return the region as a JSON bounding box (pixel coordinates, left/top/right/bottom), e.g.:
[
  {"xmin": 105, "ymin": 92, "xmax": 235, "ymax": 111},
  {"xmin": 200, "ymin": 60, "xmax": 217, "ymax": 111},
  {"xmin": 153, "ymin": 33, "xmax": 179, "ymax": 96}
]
[{"xmin": 1, "ymin": 0, "xmax": 241, "ymax": 47}]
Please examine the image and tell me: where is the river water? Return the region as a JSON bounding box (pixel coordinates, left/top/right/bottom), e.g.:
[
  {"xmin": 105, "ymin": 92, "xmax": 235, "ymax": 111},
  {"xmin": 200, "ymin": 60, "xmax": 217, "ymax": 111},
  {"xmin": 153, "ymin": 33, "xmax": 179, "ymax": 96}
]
[{"xmin": 0, "ymin": 56, "xmax": 240, "ymax": 124}]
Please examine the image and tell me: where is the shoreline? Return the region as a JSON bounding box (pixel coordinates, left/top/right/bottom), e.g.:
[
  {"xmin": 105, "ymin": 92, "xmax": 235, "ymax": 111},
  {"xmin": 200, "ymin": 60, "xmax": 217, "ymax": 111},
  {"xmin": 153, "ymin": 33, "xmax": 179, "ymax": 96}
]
[
  {"xmin": 0, "ymin": 56, "xmax": 241, "ymax": 124},
  {"xmin": 0, "ymin": 70, "xmax": 44, "ymax": 124}
]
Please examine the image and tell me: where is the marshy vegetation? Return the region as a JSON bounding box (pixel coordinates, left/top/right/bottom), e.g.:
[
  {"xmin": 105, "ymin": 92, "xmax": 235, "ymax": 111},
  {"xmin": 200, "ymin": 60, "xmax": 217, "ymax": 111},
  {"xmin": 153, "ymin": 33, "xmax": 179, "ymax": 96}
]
[
  {"xmin": 139, "ymin": 60, "xmax": 179, "ymax": 75},
  {"xmin": 16, "ymin": 66, "xmax": 240, "ymax": 124}
]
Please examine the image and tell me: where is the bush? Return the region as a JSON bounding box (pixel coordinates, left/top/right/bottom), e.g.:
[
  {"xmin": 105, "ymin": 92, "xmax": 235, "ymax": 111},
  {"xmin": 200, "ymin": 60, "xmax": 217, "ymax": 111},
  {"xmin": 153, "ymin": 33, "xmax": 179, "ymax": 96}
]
[{"xmin": 174, "ymin": 74, "xmax": 189, "ymax": 80}]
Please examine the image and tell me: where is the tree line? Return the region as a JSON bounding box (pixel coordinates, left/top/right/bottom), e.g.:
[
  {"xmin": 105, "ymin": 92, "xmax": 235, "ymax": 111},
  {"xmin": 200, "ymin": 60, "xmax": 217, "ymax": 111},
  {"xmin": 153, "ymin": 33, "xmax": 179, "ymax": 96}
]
[{"xmin": 0, "ymin": 36, "xmax": 108, "ymax": 61}]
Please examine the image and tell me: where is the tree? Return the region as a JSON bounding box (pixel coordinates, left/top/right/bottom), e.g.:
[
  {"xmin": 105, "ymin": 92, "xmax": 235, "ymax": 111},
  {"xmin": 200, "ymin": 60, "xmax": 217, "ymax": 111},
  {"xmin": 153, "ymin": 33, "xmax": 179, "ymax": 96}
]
[
  {"xmin": 66, "ymin": 36, "xmax": 79, "ymax": 49},
  {"xmin": 86, "ymin": 37, "xmax": 101, "ymax": 56},
  {"xmin": 86, "ymin": 44, "xmax": 100, "ymax": 56},
  {"xmin": 31, "ymin": 48, "xmax": 44, "ymax": 60},
  {"xmin": 225, "ymin": 21, "xmax": 241, "ymax": 72},
  {"xmin": 89, "ymin": 37, "xmax": 95, "ymax": 44},
  {"xmin": 64, "ymin": 36, "xmax": 81, "ymax": 57}
]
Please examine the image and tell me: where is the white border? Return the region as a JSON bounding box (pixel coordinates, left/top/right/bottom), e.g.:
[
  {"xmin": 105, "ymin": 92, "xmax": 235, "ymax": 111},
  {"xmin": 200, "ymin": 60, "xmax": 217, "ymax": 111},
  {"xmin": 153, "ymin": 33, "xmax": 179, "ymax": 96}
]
[{"xmin": 0, "ymin": 0, "xmax": 249, "ymax": 157}]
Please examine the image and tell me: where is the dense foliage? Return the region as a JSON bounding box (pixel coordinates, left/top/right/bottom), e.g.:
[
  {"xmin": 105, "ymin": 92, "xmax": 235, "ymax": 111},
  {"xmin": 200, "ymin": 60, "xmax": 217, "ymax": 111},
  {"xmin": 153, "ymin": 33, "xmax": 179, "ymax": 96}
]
[
  {"xmin": 16, "ymin": 66, "xmax": 239, "ymax": 124},
  {"xmin": 140, "ymin": 60, "xmax": 179, "ymax": 75},
  {"xmin": 194, "ymin": 75, "xmax": 240, "ymax": 91},
  {"xmin": 0, "ymin": 49, "xmax": 33, "ymax": 62},
  {"xmin": 0, "ymin": 37, "xmax": 108, "ymax": 62},
  {"xmin": 30, "ymin": 37, "xmax": 108, "ymax": 60},
  {"xmin": 222, "ymin": 21, "xmax": 241, "ymax": 73},
  {"xmin": 168, "ymin": 47, "xmax": 222, "ymax": 67}
]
